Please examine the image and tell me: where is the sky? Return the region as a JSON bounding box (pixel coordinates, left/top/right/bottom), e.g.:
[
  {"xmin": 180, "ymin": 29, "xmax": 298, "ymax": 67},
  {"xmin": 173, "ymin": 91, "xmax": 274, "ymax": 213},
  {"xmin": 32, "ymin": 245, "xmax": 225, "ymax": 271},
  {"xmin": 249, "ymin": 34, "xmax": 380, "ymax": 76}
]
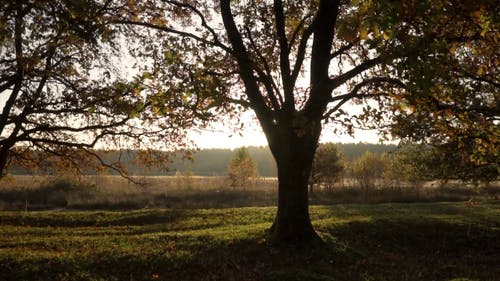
[
  {"xmin": 0, "ymin": 94, "xmax": 386, "ymax": 150},
  {"xmin": 189, "ymin": 127, "xmax": 382, "ymax": 149},
  {"xmin": 187, "ymin": 110, "xmax": 385, "ymax": 149}
]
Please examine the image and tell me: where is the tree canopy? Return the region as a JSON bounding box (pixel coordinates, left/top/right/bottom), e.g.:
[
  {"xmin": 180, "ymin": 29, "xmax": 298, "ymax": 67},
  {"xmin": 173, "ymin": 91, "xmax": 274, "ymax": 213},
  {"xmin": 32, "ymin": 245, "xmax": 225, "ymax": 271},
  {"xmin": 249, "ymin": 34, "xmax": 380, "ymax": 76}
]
[
  {"xmin": 0, "ymin": 0, "xmax": 209, "ymax": 177},
  {"xmin": 113, "ymin": 0, "xmax": 498, "ymax": 162},
  {"xmin": 362, "ymin": 1, "xmax": 499, "ymax": 168}
]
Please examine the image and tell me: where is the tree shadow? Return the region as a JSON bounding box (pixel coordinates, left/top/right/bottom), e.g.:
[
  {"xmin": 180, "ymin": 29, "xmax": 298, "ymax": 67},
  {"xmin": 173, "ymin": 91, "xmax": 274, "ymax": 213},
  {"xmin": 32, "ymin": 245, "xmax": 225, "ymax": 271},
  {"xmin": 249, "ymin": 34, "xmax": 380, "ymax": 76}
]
[{"xmin": 1, "ymin": 203, "xmax": 498, "ymax": 280}]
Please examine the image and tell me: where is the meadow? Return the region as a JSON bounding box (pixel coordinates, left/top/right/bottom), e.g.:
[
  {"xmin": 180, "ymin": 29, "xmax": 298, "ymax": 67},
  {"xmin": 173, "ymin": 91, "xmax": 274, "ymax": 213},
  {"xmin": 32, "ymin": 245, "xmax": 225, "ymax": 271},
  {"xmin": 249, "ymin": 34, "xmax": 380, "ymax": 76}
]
[
  {"xmin": 0, "ymin": 202, "xmax": 499, "ymax": 280},
  {"xmin": 1, "ymin": 175, "xmax": 497, "ymax": 210},
  {"xmin": 0, "ymin": 175, "xmax": 498, "ymax": 280}
]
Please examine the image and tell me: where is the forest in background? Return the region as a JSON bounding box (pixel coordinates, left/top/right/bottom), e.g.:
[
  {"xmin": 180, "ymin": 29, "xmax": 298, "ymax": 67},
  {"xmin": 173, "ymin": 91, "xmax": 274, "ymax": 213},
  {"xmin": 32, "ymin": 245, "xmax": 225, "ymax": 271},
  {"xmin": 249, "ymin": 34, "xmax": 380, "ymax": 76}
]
[
  {"xmin": 6, "ymin": 142, "xmax": 397, "ymax": 177},
  {"xmin": 168, "ymin": 142, "xmax": 398, "ymax": 177}
]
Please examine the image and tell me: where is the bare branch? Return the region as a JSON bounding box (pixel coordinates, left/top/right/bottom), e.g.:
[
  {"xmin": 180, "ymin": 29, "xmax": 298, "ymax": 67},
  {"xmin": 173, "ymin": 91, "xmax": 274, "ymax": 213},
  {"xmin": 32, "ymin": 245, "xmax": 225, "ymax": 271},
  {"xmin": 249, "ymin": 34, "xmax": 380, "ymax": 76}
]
[
  {"xmin": 291, "ymin": 20, "xmax": 314, "ymax": 91},
  {"xmin": 0, "ymin": 75, "xmax": 18, "ymax": 93},
  {"xmin": 323, "ymin": 77, "xmax": 406, "ymax": 119},
  {"xmin": 288, "ymin": 14, "xmax": 312, "ymax": 51},
  {"xmin": 83, "ymin": 148, "xmax": 144, "ymax": 185},
  {"xmin": 273, "ymin": 0, "xmax": 293, "ymax": 111},
  {"xmin": 18, "ymin": 117, "xmax": 130, "ymax": 139},
  {"xmin": 329, "ymin": 42, "xmax": 355, "ymax": 60},
  {"xmin": 163, "ymin": 1, "xmax": 231, "ymax": 52},
  {"xmin": 113, "ymin": 19, "xmax": 233, "ymax": 53}
]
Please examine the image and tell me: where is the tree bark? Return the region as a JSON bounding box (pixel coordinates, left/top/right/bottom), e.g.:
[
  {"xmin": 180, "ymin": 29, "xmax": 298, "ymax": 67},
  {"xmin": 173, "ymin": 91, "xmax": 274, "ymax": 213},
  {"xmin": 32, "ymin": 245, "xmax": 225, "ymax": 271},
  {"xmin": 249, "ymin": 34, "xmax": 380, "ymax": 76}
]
[
  {"xmin": 268, "ymin": 159, "xmax": 322, "ymax": 246},
  {"xmin": 0, "ymin": 146, "xmax": 11, "ymax": 178},
  {"xmin": 267, "ymin": 119, "xmax": 323, "ymax": 247}
]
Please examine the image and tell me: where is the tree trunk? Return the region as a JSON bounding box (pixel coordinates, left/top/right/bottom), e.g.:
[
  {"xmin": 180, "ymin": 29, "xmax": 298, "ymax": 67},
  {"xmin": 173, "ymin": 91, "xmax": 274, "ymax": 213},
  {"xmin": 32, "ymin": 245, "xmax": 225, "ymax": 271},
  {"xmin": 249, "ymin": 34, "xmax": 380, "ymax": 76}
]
[
  {"xmin": 0, "ymin": 146, "xmax": 10, "ymax": 178},
  {"xmin": 268, "ymin": 160, "xmax": 322, "ymax": 246},
  {"xmin": 267, "ymin": 122, "xmax": 323, "ymax": 247}
]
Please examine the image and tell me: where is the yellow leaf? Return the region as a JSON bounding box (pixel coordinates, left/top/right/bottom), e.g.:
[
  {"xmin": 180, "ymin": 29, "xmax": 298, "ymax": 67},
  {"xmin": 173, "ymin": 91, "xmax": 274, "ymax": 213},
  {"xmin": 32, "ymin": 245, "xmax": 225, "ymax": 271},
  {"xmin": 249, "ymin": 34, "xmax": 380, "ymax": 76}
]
[
  {"xmin": 477, "ymin": 66, "xmax": 484, "ymax": 76},
  {"xmin": 359, "ymin": 24, "xmax": 369, "ymax": 40},
  {"xmin": 373, "ymin": 24, "xmax": 380, "ymax": 38}
]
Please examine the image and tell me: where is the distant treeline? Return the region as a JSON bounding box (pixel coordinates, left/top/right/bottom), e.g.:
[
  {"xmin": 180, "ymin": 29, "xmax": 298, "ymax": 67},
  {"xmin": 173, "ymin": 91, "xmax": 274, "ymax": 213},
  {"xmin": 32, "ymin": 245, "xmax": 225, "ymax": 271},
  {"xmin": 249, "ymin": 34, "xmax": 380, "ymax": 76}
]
[
  {"xmin": 7, "ymin": 143, "xmax": 397, "ymax": 177},
  {"xmin": 173, "ymin": 143, "xmax": 397, "ymax": 177}
]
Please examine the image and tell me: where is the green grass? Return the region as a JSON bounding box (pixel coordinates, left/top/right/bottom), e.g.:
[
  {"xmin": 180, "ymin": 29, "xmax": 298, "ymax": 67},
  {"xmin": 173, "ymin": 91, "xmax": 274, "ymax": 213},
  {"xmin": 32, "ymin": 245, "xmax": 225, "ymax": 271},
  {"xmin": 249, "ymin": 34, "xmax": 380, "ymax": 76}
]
[{"xmin": 1, "ymin": 201, "xmax": 499, "ymax": 280}]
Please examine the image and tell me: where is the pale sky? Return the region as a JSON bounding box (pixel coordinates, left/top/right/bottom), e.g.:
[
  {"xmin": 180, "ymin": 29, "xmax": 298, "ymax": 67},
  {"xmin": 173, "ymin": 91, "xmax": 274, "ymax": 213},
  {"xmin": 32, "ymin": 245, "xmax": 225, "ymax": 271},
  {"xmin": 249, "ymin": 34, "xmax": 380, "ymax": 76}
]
[
  {"xmin": 187, "ymin": 110, "xmax": 385, "ymax": 149},
  {"xmin": 189, "ymin": 127, "xmax": 383, "ymax": 149},
  {"xmin": 0, "ymin": 94, "xmax": 386, "ymax": 150}
]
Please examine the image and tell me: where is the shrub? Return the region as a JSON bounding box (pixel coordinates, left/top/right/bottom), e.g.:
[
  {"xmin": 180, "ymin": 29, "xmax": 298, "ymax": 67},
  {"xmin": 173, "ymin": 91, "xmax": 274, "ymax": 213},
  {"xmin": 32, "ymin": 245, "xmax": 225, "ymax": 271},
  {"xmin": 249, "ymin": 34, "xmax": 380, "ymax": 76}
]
[
  {"xmin": 310, "ymin": 143, "xmax": 344, "ymax": 192},
  {"xmin": 16, "ymin": 177, "xmax": 97, "ymax": 209},
  {"xmin": 227, "ymin": 147, "xmax": 258, "ymax": 188}
]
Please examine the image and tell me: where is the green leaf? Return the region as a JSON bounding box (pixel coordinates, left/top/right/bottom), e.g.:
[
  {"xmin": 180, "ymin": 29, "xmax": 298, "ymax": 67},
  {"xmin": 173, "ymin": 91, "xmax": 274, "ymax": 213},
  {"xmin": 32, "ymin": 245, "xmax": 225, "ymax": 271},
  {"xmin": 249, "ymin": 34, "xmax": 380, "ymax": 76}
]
[{"xmin": 143, "ymin": 72, "xmax": 153, "ymax": 79}]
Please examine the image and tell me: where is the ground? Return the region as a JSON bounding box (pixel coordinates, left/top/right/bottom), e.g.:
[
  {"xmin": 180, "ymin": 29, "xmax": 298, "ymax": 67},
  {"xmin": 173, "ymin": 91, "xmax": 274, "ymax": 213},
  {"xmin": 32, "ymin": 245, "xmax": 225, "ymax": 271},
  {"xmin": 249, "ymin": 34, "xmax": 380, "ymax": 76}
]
[{"xmin": 0, "ymin": 201, "xmax": 499, "ymax": 280}]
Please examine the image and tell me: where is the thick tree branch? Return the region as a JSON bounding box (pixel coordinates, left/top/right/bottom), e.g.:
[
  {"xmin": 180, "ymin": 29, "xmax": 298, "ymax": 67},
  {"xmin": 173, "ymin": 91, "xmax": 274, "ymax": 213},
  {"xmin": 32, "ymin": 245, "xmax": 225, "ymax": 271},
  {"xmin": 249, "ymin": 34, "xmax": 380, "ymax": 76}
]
[
  {"xmin": 291, "ymin": 20, "xmax": 314, "ymax": 87},
  {"xmin": 18, "ymin": 116, "xmax": 130, "ymax": 139},
  {"xmin": 328, "ymin": 56, "xmax": 386, "ymax": 91},
  {"xmin": 273, "ymin": 0, "xmax": 293, "ymax": 112},
  {"xmin": 12, "ymin": 36, "xmax": 60, "ymax": 138},
  {"xmin": 310, "ymin": 0, "xmax": 340, "ymax": 89},
  {"xmin": 0, "ymin": 4, "xmax": 26, "ymax": 136},
  {"xmin": 244, "ymin": 26, "xmax": 282, "ymax": 110},
  {"xmin": 303, "ymin": 0, "xmax": 341, "ymax": 120},
  {"xmin": 330, "ymin": 77, "xmax": 406, "ymax": 102},
  {"xmin": 227, "ymin": 98, "xmax": 252, "ymax": 108},
  {"xmin": 220, "ymin": 0, "xmax": 276, "ymax": 142}
]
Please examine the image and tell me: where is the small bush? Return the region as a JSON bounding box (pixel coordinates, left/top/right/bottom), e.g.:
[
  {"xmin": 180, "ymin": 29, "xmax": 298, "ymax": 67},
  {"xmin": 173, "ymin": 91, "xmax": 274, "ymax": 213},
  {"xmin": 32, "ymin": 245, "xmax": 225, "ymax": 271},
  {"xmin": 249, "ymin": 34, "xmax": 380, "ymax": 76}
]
[
  {"xmin": 41, "ymin": 178, "xmax": 97, "ymax": 206},
  {"xmin": 0, "ymin": 177, "xmax": 98, "ymax": 209}
]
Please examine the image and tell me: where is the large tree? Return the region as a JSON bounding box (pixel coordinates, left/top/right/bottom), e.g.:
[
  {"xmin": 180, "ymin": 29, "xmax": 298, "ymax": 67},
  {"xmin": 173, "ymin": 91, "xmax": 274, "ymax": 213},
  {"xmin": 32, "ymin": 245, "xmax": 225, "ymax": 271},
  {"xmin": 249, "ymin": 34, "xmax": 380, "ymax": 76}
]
[
  {"xmin": 118, "ymin": 0, "xmax": 497, "ymax": 245},
  {"xmin": 0, "ymin": 0, "xmax": 215, "ymax": 177}
]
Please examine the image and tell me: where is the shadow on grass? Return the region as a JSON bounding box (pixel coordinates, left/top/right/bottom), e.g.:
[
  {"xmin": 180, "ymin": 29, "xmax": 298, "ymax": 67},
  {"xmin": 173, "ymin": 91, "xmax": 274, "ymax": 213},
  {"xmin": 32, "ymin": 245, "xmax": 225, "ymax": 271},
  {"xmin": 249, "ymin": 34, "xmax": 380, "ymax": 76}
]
[
  {"xmin": 0, "ymin": 235, "xmax": 354, "ymax": 281},
  {"xmin": 1, "ymin": 208, "xmax": 498, "ymax": 281},
  {"xmin": 0, "ymin": 209, "xmax": 193, "ymax": 228}
]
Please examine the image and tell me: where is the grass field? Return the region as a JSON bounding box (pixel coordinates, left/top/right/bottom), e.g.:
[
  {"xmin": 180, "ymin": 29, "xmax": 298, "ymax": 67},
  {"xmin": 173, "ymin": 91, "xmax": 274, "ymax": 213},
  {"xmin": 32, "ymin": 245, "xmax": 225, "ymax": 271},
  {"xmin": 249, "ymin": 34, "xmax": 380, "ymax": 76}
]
[{"xmin": 1, "ymin": 201, "xmax": 499, "ymax": 280}]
